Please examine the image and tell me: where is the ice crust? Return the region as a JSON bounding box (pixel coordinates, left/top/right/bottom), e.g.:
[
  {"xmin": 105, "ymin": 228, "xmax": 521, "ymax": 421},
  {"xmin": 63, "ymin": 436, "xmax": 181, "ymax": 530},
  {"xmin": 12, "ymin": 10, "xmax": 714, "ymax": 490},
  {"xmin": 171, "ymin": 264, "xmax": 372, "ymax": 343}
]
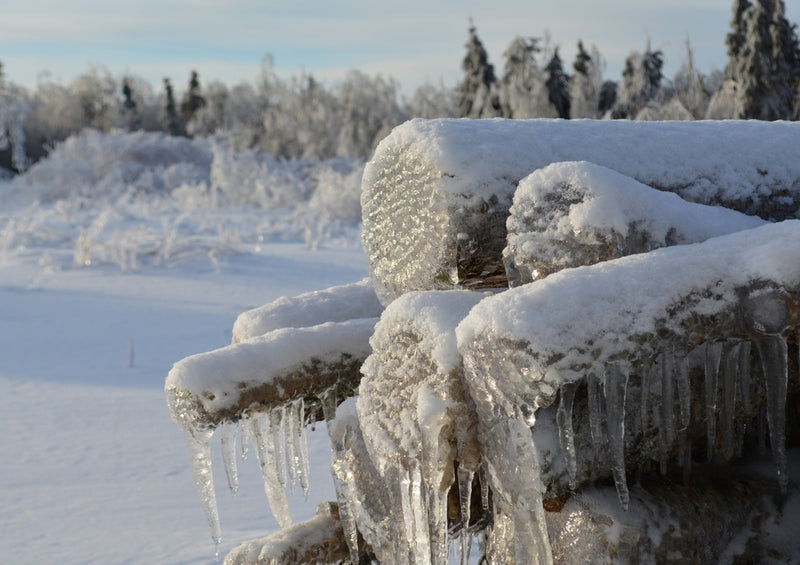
[
  {"xmin": 231, "ymin": 278, "xmax": 382, "ymax": 342},
  {"xmin": 505, "ymin": 160, "xmax": 768, "ymax": 284},
  {"xmin": 363, "ymin": 119, "xmax": 800, "ymax": 303}
]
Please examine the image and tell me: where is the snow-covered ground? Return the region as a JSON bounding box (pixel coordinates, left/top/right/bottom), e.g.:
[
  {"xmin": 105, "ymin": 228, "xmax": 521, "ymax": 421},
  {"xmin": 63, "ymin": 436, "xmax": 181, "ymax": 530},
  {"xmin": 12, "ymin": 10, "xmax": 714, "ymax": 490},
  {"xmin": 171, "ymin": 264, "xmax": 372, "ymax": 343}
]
[{"xmin": 0, "ymin": 131, "xmax": 368, "ymax": 564}]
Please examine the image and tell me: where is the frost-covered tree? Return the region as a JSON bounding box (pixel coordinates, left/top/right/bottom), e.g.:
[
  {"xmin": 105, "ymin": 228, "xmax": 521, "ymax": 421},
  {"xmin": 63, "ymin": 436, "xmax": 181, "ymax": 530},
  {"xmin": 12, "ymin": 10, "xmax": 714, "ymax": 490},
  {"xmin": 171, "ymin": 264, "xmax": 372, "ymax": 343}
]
[
  {"xmin": 162, "ymin": 78, "xmax": 185, "ymax": 136},
  {"xmin": 569, "ymin": 41, "xmax": 605, "ymax": 119},
  {"xmin": 670, "ymin": 38, "xmax": 712, "ymax": 119},
  {"xmin": 74, "ymin": 67, "xmax": 117, "ymax": 132},
  {"xmin": 545, "ymin": 48, "xmax": 570, "ymax": 118},
  {"xmin": 120, "ymin": 78, "xmax": 141, "ymax": 131},
  {"xmin": 180, "ymin": 70, "xmax": 207, "ymax": 127},
  {"xmin": 714, "ymin": 0, "xmax": 800, "ymax": 119},
  {"xmin": 457, "ymin": 24, "xmax": 501, "ymax": 118},
  {"xmin": 0, "ymin": 62, "xmax": 29, "ymax": 172},
  {"xmin": 408, "ymin": 82, "xmax": 458, "ymax": 119},
  {"xmin": 610, "ymin": 42, "xmax": 664, "ymax": 118},
  {"xmin": 335, "ymin": 70, "xmax": 408, "ymax": 158},
  {"xmin": 499, "ymin": 36, "xmax": 554, "ymax": 118}
]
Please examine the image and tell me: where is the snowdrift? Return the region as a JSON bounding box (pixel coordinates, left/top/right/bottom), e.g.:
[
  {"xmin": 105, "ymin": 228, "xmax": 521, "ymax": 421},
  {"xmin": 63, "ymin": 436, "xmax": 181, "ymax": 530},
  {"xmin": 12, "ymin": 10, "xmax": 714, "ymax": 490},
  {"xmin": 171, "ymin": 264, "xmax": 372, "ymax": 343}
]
[{"xmin": 167, "ymin": 119, "xmax": 800, "ymax": 565}]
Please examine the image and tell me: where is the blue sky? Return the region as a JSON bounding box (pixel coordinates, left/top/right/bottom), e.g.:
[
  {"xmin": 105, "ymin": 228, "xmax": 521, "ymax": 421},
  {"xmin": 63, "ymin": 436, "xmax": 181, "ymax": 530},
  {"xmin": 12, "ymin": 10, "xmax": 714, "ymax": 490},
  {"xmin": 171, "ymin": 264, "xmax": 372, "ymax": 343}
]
[{"xmin": 1, "ymin": 1, "xmax": 798, "ymax": 95}]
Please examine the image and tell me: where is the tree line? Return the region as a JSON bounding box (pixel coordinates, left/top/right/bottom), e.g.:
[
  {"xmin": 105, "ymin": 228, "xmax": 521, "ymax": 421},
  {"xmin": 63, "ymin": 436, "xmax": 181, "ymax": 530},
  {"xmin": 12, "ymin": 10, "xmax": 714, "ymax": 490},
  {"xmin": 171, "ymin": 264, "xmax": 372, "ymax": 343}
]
[{"xmin": 0, "ymin": 0, "xmax": 798, "ymax": 174}]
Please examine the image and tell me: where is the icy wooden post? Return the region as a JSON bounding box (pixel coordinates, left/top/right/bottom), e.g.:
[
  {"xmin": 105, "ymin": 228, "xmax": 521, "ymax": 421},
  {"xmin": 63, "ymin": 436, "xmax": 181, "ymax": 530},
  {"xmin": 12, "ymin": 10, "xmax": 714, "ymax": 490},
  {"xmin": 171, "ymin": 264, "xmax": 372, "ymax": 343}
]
[{"xmin": 362, "ymin": 119, "xmax": 800, "ymax": 304}]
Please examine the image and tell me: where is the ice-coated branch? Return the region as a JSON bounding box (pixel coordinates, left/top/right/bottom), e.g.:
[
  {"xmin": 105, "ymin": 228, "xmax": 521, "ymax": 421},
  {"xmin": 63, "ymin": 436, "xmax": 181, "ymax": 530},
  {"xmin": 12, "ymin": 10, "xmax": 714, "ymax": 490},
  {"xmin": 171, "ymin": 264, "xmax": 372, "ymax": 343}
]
[{"xmin": 363, "ymin": 119, "xmax": 800, "ymax": 303}]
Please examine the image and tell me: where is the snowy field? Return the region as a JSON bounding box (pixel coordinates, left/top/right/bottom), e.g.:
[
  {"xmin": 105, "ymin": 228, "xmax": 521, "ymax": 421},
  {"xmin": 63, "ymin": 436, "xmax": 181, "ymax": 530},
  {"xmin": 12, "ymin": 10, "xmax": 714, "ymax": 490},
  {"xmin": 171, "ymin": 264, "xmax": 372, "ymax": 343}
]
[{"xmin": 0, "ymin": 131, "xmax": 368, "ymax": 564}]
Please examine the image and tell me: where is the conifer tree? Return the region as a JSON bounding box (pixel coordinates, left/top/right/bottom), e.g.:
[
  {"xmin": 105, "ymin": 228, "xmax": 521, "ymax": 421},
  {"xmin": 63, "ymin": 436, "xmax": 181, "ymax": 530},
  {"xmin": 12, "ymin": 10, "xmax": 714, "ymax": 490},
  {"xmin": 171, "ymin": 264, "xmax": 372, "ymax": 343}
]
[
  {"xmin": 180, "ymin": 70, "xmax": 206, "ymax": 124},
  {"xmin": 720, "ymin": 0, "xmax": 800, "ymax": 119},
  {"xmin": 457, "ymin": 23, "xmax": 501, "ymax": 118},
  {"xmin": 162, "ymin": 78, "xmax": 184, "ymax": 136},
  {"xmin": 611, "ymin": 42, "xmax": 664, "ymax": 118},
  {"xmin": 569, "ymin": 41, "xmax": 605, "ymax": 119},
  {"xmin": 498, "ymin": 36, "xmax": 553, "ymax": 118},
  {"xmin": 545, "ymin": 48, "xmax": 570, "ymax": 118}
]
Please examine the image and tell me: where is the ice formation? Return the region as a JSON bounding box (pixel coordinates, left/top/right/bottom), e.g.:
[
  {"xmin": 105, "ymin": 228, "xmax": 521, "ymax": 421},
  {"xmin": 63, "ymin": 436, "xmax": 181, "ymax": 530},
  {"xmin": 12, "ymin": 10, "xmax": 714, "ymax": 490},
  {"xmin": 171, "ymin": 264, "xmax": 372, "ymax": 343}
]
[
  {"xmin": 168, "ymin": 119, "xmax": 800, "ymax": 564},
  {"xmin": 362, "ymin": 119, "xmax": 800, "ymax": 303},
  {"xmin": 457, "ymin": 220, "xmax": 800, "ymax": 561},
  {"xmin": 165, "ymin": 316, "xmax": 377, "ymax": 547}
]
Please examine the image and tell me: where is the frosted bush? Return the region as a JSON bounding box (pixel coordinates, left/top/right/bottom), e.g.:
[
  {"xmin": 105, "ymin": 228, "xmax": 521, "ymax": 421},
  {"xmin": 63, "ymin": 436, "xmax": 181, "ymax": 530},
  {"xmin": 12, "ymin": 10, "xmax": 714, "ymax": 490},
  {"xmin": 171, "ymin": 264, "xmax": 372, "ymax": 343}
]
[{"xmin": 0, "ymin": 129, "xmax": 365, "ymax": 273}]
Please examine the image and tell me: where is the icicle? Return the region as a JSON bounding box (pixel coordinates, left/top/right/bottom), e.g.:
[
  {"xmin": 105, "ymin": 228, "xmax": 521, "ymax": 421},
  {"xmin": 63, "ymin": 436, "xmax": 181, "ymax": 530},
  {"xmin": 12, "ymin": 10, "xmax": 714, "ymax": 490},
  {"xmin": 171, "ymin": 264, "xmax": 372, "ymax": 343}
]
[
  {"xmin": 457, "ymin": 465, "xmax": 474, "ymax": 533},
  {"xmin": 704, "ymin": 341, "xmax": 723, "ymax": 461},
  {"xmin": 674, "ymin": 348, "xmax": 691, "ymax": 429},
  {"xmin": 756, "ymin": 335, "xmax": 789, "ymax": 493},
  {"xmin": 271, "ymin": 407, "xmax": 288, "ymax": 487},
  {"xmin": 479, "ymin": 466, "xmax": 489, "ymax": 512},
  {"xmin": 660, "ymin": 352, "xmax": 675, "ymax": 475},
  {"xmin": 294, "ymin": 398, "xmax": 311, "ymax": 495},
  {"xmin": 184, "ymin": 426, "xmax": 223, "ymax": 549},
  {"xmin": 219, "ymin": 420, "xmax": 239, "ymax": 494},
  {"xmin": 721, "ymin": 341, "xmax": 740, "ymax": 459},
  {"xmin": 332, "ymin": 425, "xmax": 361, "ymax": 565},
  {"xmin": 556, "ymin": 382, "xmax": 578, "ymax": 489},
  {"xmin": 459, "ymin": 531, "xmax": 473, "ymax": 565},
  {"xmin": 285, "ymin": 401, "xmax": 298, "ymax": 490},
  {"xmin": 429, "ymin": 486, "xmax": 450, "ymax": 565},
  {"xmin": 641, "ymin": 361, "xmax": 655, "ymax": 434},
  {"xmin": 248, "ymin": 413, "xmax": 292, "ymax": 528},
  {"xmin": 321, "ymin": 386, "xmax": 338, "ymax": 422},
  {"xmin": 586, "ymin": 371, "xmax": 606, "ymax": 454},
  {"xmin": 738, "ymin": 340, "xmax": 752, "ymax": 413},
  {"xmin": 239, "ymin": 414, "xmax": 249, "ymax": 461},
  {"xmin": 604, "ymin": 362, "xmax": 630, "ymax": 511},
  {"xmin": 166, "ymin": 388, "xmax": 222, "ymax": 552}
]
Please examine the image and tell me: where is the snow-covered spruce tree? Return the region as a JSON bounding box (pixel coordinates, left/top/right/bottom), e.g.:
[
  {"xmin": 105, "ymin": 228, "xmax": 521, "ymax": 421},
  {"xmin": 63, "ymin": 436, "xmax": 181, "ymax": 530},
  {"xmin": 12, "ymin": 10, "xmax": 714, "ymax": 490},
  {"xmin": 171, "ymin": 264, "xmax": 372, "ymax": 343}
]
[
  {"xmin": 180, "ymin": 70, "xmax": 207, "ymax": 130},
  {"xmin": 0, "ymin": 61, "xmax": 29, "ymax": 172},
  {"xmin": 609, "ymin": 42, "xmax": 665, "ymax": 118},
  {"xmin": 712, "ymin": 0, "xmax": 800, "ymax": 119},
  {"xmin": 545, "ymin": 47, "xmax": 570, "ymax": 118},
  {"xmin": 569, "ymin": 41, "xmax": 605, "ymax": 119},
  {"xmin": 457, "ymin": 24, "xmax": 501, "ymax": 118},
  {"xmin": 498, "ymin": 36, "xmax": 555, "ymax": 118},
  {"xmin": 162, "ymin": 78, "xmax": 185, "ymax": 137},
  {"xmin": 120, "ymin": 78, "xmax": 141, "ymax": 131}
]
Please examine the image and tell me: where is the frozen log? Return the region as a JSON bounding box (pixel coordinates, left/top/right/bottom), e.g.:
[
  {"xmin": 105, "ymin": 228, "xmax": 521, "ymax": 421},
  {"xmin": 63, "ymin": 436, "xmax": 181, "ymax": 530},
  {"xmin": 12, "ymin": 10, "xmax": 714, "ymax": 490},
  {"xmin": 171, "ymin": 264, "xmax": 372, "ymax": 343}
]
[
  {"xmin": 457, "ymin": 221, "xmax": 800, "ymax": 563},
  {"xmin": 232, "ymin": 278, "xmax": 383, "ymax": 343},
  {"xmin": 165, "ymin": 318, "xmax": 376, "ymax": 546},
  {"xmin": 362, "ymin": 119, "xmax": 800, "ymax": 304},
  {"xmin": 354, "ymin": 290, "xmax": 486, "ymax": 564},
  {"xmin": 223, "ymin": 502, "xmax": 351, "ymax": 565},
  {"xmin": 504, "ymin": 161, "xmax": 768, "ymax": 285},
  {"xmin": 167, "ymin": 318, "xmax": 376, "ymax": 429}
]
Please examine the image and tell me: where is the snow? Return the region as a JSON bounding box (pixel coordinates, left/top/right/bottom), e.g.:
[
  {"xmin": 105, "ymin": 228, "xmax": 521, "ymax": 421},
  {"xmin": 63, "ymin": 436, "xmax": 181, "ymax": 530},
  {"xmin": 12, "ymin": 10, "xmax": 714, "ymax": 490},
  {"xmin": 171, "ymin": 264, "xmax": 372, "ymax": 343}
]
[
  {"xmin": 505, "ymin": 160, "xmax": 767, "ymax": 282},
  {"xmin": 0, "ymin": 129, "xmax": 368, "ymax": 564}
]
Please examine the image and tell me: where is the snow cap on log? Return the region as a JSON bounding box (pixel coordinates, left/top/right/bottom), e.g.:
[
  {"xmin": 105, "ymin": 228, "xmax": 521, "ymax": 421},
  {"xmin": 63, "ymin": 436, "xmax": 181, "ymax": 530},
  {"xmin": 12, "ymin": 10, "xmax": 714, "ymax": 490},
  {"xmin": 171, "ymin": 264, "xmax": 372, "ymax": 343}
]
[{"xmin": 362, "ymin": 118, "xmax": 800, "ymax": 304}]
